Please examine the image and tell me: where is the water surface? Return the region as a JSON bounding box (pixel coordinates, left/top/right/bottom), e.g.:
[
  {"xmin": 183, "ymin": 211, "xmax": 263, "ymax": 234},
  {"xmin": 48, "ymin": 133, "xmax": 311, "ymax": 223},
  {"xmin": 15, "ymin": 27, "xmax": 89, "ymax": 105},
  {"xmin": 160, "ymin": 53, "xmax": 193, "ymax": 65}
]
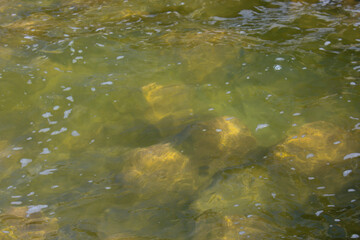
[{"xmin": 0, "ymin": 0, "xmax": 359, "ymax": 239}]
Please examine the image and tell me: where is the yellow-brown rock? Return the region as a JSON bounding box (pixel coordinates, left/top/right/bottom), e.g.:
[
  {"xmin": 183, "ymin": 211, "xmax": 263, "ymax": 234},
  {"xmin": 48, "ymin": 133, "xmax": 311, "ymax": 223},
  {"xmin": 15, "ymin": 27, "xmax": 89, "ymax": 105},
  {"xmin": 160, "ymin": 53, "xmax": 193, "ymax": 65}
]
[
  {"xmin": 163, "ymin": 30, "xmax": 227, "ymax": 82},
  {"xmin": 99, "ymin": 9, "xmax": 148, "ymax": 22},
  {"xmin": 194, "ymin": 214, "xmax": 282, "ymax": 240},
  {"xmin": 0, "ymin": 140, "xmax": 11, "ymax": 159},
  {"xmin": 191, "ymin": 166, "xmax": 269, "ymax": 215},
  {"xmin": 222, "ymin": 215, "xmax": 278, "ymax": 240},
  {"xmin": 0, "ymin": 206, "xmax": 58, "ymax": 239},
  {"xmin": 186, "ymin": 116, "xmax": 256, "ymax": 160},
  {"xmin": 3, "ymin": 12, "xmax": 55, "ymax": 35},
  {"xmin": 105, "ymin": 233, "xmax": 153, "ymax": 240},
  {"xmin": 142, "ymin": 83, "xmax": 194, "ymax": 136},
  {"xmin": 159, "ymin": 29, "xmax": 261, "ymax": 82},
  {"xmin": 0, "ymin": 46, "xmax": 13, "ymax": 63},
  {"xmin": 273, "ymin": 121, "xmax": 354, "ymax": 175},
  {"xmin": 0, "ymin": 141, "xmax": 26, "ymax": 184},
  {"xmin": 123, "ymin": 143, "xmax": 194, "ymax": 194},
  {"xmin": 142, "ymin": 83, "xmax": 192, "ymax": 119},
  {"xmin": 159, "ymin": 28, "xmax": 262, "ymax": 48},
  {"xmin": 160, "ymin": 30, "xmax": 231, "ymax": 47},
  {"xmin": 182, "ymin": 45, "xmax": 229, "ymax": 82},
  {"xmin": 61, "ymin": 0, "xmax": 110, "ymax": 6}
]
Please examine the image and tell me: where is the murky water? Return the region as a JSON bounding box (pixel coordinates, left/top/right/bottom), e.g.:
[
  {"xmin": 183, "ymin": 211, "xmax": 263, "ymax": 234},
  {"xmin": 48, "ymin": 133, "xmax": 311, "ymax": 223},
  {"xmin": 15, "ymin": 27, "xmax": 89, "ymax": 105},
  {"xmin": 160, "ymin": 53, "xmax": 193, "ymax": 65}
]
[{"xmin": 0, "ymin": 0, "xmax": 359, "ymax": 239}]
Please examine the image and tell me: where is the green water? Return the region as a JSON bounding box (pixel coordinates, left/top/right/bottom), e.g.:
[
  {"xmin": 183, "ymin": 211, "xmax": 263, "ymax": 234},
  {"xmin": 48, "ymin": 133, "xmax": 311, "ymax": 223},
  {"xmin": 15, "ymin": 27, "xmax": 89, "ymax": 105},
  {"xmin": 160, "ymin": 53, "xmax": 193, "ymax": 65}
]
[{"xmin": 0, "ymin": 0, "xmax": 360, "ymax": 239}]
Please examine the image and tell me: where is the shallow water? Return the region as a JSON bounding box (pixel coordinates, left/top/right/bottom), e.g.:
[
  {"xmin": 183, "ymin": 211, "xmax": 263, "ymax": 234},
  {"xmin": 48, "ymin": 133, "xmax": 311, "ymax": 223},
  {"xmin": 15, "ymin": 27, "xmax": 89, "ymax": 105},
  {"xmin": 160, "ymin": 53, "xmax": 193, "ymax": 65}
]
[{"xmin": 0, "ymin": 0, "xmax": 359, "ymax": 239}]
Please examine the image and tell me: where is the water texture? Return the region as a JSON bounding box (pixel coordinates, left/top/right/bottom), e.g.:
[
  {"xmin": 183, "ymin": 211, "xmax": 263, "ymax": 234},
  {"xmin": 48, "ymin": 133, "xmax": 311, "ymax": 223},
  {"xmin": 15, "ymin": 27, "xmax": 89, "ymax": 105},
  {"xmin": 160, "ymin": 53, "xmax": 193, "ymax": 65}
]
[{"xmin": 0, "ymin": 0, "xmax": 359, "ymax": 239}]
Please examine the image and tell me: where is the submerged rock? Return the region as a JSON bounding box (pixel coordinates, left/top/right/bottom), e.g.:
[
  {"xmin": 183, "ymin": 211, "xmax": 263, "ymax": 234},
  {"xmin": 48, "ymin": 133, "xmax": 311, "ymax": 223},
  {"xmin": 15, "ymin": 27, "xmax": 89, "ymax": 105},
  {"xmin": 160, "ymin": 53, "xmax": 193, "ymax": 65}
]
[
  {"xmin": 142, "ymin": 83, "xmax": 193, "ymax": 120},
  {"xmin": 191, "ymin": 166, "xmax": 270, "ymax": 216},
  {"xmin": 269, "ymin": 121, "xmax": 360, "ymax": 222},
  {"xmin": 272, "ymin": 121, "xmax": 355, "ymax": 175},
  {"xmin": 142, "ymin": 83, "xmax": 194, "ymax": 136},
  {"xmin": 91, "ymin": 8, "xmax": 148, "ymax": 23},
  {"xmin": 160, "ymin": 30, "xmax": 233, "ymax": 47},
  {"xmin": 0, "ymin": 46, "xmax": 13, "ymax": 63},
  {"xmin": 122, "ymin": 143, "xmax": 195, "ymax": 195},
  {"xmin": 106, "ymin": 234, "xmax": 152, "ymax": 240},
  {"xmin": 0, "ymin": 140, "xmax": 26, "ymax": 184},
  {"xmin": 101, "ymin": 143, "xmax": 195, "ymax": 238},
  {"xmin": 193, "ymin": 214, "xmax": 283, "ymax": 240},
  {"xmin": 165, "ymin": 39, "xmax": 231, "ymax": 83},
  {"xmin": 159, "ymin": 28, "xmax": 262, "ymax": 50},
  {"xmin": 159, "ymin": 29, "xmax": 261, "ymax": 82},
  {"xmin": 145, "ymin": 0, "xmax": 263, "ymax": 19},
  {"xmin": 180, "ymin": 116, "xmax": 257, "ymax": 176},
  {"xmin": 0, "ymin": 140, "xmax": 11, "ymax": 159},
  {"xmin": 99, "ymin": 203, "xmax": 192, "ymax": 240},
  {"xmin": 187, "ymin": 116, "xmax": 256, "ymax": 157},
  {"xmin": 181, "ymin": 45, "xmax": 231, "ymax": 83},
  {"xmin": 0, "ymin": 206, "xmax": 58, "ymax": 239},
  {"xmin": 2, "ymin": 12, "xmax": 55, "ymax": 36},
  {"xmin": 191, "ymin": 166, "xmax": 301, "ymax": 239}
]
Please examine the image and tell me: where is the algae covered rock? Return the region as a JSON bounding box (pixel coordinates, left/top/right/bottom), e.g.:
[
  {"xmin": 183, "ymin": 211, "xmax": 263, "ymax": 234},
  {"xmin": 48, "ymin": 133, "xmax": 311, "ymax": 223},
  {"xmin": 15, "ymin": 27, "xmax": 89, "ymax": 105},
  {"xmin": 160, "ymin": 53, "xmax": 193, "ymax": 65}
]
[
  {"xmin": 147, "ymin": 0, "xmax": 262, "ymax": 19},
  {"xmin": 0, "ymin": 206, "xmax": 58, "ymax": 239},
  {"xmin": 85, "ymin": 7, "xmax": 148, "ymax": 23},
  {"xmin": 0, "ymin": 140, "xmax": 26, "ymax": 183},
  {"xmin": 272, "ymin": 121, "xmax": 355, "ymax": 175},
  {"xmin": 105, "ymin": 233, "xmax": 163, "ymax": 240},
  {"xmin": 100, "ymin": 143, "xmax": 198, "ymax": 239},
  {"xmin": 159, "ymin": 29, "xmax": 261, "ymax": 82},
  {"xmin": 0, "ymin": 46, "xmax": 14, "ymax": 63},
  {"xmin": 122, "ymin": 143, "xmax": 194, "ymax": 195},
  {"xmin": 221, "ymin": 215, "xmax": 283, "ymax": 240},
  {"xmin": 142, "ymin": 83, "xmax": 194, "ymax": 136},
  {"xmin": 159, "ymin": 30, "xmax": 232, "ymax": 47},
  {"xmin": 162, "ymin": 31, "xmax": 233, "ymax": 83},
  {"xmin": 181, "ymin": 45, "xmax": 231, "ymax": 83},
  {"xmin": 99, "ymin": 202, "xmax": 192, "ymax": 240},
  {"xmin": 191, "ymin": 166, "xmax": 270, "ymax": 216},
  {"xmin": 101, "ymin": 143, "xmax": 195, "ymax": 239},
  {"xmin": 194, "ymin": 214, "xmax": 283, "ymax": 240},
  {"xmin": 2, "ymin": 12, "xmax": 55, "ymax": 36},
  {"xmin": 0, "ymin": 140, "xmax": 11, "ymax": 159},
  {"xmin": 184, "ymin": 116, "xmax": 256, "ymax": 160}
]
